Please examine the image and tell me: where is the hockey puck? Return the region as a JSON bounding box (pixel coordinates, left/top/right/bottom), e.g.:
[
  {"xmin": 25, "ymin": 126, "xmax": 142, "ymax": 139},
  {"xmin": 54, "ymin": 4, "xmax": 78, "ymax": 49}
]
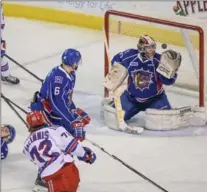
[{"xmin": 161, "ymin": 43, "xmax": 167, "ymax": 49}]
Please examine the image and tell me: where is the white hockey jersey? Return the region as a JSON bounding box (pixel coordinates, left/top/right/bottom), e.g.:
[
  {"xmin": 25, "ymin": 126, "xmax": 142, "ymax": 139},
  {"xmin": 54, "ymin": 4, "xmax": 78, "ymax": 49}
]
[{"xmin": 23, "ymin": 126, "xmax": 86, "ymax": 178}]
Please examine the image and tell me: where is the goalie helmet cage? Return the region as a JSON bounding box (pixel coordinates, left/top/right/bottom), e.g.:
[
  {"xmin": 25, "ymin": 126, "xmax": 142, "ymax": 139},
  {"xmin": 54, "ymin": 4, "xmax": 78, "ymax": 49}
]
[{"xmin": 104, "ymin": 10, "xmax": 205, "ymax": 107}]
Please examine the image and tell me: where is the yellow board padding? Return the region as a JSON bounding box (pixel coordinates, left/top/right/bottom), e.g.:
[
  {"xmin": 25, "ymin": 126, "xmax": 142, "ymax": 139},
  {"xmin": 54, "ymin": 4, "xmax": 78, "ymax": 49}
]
[
  {"xmin": 3, "ymin": 3, "xmax": 104, "ymax": 30},
  {"xmin": 4, "ymin": 3, "xmax": 199, "ymax": 49}
]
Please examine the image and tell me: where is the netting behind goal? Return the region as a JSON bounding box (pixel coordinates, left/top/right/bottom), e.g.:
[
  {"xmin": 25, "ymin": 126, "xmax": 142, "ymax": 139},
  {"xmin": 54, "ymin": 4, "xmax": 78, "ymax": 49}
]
[{"xmin": 104, "ymin": 10, "xmax": 206, "ymax": 107}]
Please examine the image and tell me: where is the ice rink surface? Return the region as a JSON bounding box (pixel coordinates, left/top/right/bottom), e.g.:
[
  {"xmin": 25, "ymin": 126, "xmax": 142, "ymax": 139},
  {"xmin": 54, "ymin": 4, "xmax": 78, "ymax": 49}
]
[{"xmin": 1, "ymin": 17, "xmax": 207, "ymax": 192}]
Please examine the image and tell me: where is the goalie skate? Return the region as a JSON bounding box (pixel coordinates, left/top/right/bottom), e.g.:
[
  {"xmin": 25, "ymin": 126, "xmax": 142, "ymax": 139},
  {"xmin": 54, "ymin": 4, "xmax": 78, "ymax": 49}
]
[{"xmin": 119, "ymin": 121, "xmax": 144, "ymax": 134}]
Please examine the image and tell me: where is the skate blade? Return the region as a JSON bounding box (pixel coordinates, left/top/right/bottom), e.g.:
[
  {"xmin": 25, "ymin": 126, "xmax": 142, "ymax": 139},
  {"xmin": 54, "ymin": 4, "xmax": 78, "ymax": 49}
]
[
  {"xmin": 32, "ymin": 185, "xmax": 47, "ymax": 192},
  {"xmin": 124, "ymin": 126, "xmax": 144, "ymax": 134}
]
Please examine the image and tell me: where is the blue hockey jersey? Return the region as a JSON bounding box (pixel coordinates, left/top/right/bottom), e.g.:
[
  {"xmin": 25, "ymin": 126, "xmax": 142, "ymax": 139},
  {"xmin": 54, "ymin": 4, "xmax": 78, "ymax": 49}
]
[
  {"xmin": 111, "ymin": 49, "xmax": 177, "ymax": 102},
  {"xmin": 38, "ymin": 66, "xmax": 76, "ymax": 125},
  {"xmin": 1, "ymin": 138, "xmax": 8, "ymax": 160}
]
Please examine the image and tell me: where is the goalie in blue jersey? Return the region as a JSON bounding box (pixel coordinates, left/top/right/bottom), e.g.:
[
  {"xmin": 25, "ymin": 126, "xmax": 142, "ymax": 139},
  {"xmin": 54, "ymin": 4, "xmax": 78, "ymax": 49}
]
[
  {"xmin": 30, "ymin": 48, "xmax": 90, "ymax": 142},
  {"xmin": 104, "ymin": 35, "xmax": 182, "ymax": 122}
]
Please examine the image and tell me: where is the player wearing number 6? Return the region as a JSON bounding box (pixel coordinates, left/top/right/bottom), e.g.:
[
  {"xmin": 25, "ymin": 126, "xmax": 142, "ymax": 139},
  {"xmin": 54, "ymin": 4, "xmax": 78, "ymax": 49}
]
[
  {"xmin": 30, "ymin": 48, "xmax": 91, "ymax": 191},
  {"xmin": 23, "ymin": 111, "xmax": 96, "ymax": 192},
  {"xmin": 30, "ymin": 48, "xmax": 90, "ymax": 141}
]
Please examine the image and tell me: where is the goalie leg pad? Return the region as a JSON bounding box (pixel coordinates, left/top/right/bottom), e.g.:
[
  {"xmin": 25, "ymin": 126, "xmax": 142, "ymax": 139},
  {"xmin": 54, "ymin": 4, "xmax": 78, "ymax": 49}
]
[
  {"xmin": 103, "ymin": 98, "xmax": 120, "ymax": 130},
  {"xmin": 103, "ymin": 97, "xmax": 144, "ymax": 134},
  {"xmin": 145, "ymin": 106, "xmax": 207, "ymax": 131}
]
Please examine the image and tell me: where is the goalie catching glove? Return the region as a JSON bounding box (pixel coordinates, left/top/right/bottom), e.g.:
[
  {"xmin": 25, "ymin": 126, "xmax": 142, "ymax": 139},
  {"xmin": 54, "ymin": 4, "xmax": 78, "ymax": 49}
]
[{"xmin": 156, "ymin": 50, "xmax": 182, "ymax": 79}]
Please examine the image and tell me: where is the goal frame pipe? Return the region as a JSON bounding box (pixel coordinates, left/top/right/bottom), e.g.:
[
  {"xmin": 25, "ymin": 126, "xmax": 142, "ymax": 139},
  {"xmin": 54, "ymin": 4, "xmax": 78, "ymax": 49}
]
[{"xmin": 104, "ymin": 10, "xmax": 205, "ymax": 107}]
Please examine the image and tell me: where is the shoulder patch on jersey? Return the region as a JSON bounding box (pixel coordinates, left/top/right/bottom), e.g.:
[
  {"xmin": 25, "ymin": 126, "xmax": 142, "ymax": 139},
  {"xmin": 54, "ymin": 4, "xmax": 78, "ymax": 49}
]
[{"xmin": 131, "ymin": 68, "xmax": 153, "ymax": 91}]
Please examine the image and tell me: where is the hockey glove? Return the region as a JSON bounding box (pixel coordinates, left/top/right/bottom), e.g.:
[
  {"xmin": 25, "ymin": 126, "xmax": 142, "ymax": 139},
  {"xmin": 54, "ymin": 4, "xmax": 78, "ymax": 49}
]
[
  {"xmin": 78, "ymin": 147, "xmax": 96, "ymax": 164},
  {"xmin": 72, "ymin": 108, "xmax": 91, "ymax": 126},
  {"xmin": 71, "ymin": 120, "xmax": 86, "ymax": 141}
]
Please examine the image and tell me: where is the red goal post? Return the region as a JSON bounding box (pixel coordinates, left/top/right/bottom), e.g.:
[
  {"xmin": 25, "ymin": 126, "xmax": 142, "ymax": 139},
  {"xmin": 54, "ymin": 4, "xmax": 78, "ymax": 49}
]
[{"xmin": 104, "ymin": 10, "xmax": 205, "ymax": 107}]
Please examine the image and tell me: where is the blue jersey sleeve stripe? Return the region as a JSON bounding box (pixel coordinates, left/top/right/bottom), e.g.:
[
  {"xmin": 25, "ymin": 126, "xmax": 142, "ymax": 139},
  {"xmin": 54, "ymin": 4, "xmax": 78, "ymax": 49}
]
[{"xmin": 65, "ymin": 138, "xmax": 79, "ymax": 153}]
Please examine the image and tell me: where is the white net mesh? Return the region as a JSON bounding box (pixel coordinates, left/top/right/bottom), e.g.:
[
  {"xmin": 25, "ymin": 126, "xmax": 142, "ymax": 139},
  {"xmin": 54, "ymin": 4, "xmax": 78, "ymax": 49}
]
[{"xmin": 105, "ymin": 10, "xmax": 207, "ymax": 107}]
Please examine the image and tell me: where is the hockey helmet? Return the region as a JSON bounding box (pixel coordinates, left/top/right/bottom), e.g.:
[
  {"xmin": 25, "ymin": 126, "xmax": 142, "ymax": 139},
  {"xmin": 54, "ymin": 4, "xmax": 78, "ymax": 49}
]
[
  {"xmin": 26, "ymin": 111, "xmax": 45, "ymax": 130},
  {"xmin": 137, "ymin": 35, "xmax": 156, "ymax": 57},
  {"xmin": 1, "ymin": 124, "xmax": 16, "ymax": 144},
  {"xmin": 61, "ymin": 48, "xmax": 82, "ymax": 70}
]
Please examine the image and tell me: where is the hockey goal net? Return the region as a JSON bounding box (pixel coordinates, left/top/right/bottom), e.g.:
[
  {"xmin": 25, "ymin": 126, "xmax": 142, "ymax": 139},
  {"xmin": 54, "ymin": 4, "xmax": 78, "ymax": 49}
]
[{"xmin": 104, "ymin": 10, "xmax": 206, "ymax": 108}]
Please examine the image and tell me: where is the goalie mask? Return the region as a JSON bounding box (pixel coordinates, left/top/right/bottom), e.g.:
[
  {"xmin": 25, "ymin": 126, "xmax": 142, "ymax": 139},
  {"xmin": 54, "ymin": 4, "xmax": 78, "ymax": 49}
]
[{"xmin": 137, "ymin": 35, "xmax": 156, "ymax": 59}]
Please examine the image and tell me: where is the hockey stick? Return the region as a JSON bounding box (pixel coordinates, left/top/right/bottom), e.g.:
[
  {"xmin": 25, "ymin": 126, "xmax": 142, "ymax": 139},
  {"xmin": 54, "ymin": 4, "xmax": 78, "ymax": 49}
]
[
  {"xmin": 5, "ymin": 54, "xmax": 44, "ymax": 83},
  {"xmin": 1, "ymin": 94, "xmax": 166, "ymax": 191},
  {"xmin": 103, "ymin": 29, "xmax": 143, "ymax": 134},
  {"xmin": 1, "ymin": 94, "xmax": 28, "ymax": 114},
  {"xmin": 87, "ymin": 138, "xmax": 169, "ymax": 192},
  {"xmin": 103, "ymin": 29, "xmax": 126, "ymax": 129},
  {"xmin": 1, "ymin": 93, "xmax": 28, "ymax": 127}
]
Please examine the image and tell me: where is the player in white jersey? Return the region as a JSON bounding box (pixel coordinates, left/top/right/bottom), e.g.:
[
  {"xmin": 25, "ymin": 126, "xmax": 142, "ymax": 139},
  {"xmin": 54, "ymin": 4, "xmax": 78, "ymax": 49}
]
[
  {"xmin": 1, "ymin": 3, "xmax": 20, "ymax": 84},
  {"xmin": 23, "ymin": 111, "xmax": 96, "ymax": 192}
]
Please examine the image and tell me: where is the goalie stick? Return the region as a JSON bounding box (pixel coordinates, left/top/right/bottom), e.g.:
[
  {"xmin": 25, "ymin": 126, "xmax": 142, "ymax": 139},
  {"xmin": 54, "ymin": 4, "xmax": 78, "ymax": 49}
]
[
  {"xmin": 1, "ymin": 93, "xmax": 28, "ymax": 114},
  {"xmin": 1, "ymin": 93, "xmax": 28, "ymax": 127},
  {"xmin": 87, "ymin": 138, "xmax": 169, "ymax": 192},
  {"xmin": 103, "ymin": 29, "xmax": 143, "ymax": 134}
]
